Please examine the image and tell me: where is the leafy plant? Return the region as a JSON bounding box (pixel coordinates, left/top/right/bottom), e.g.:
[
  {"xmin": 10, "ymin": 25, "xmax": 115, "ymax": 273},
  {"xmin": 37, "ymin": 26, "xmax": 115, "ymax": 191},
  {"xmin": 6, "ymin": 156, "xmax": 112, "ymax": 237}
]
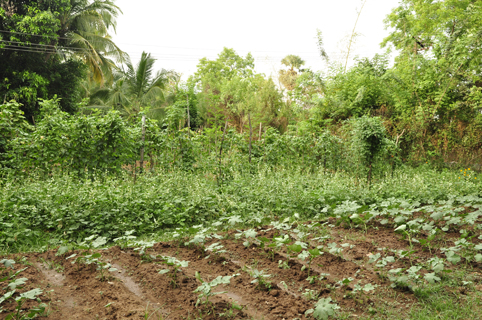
[
  {"xmin": 301, "ymin": 289, "xmax": 319, "ymax": 301},
  {"xmin": 248, "ymin": 269, "xmax": 271, "ymax": 291},
  {"xmin": 158, "ymin": 256, "xmax": 189, "ymax": 288},
  {"xmin": 113, "ymin": 230, "xmax": 137, "ymax": 249},
  {"xmin": 299, "ymin": 248, "xmax": 322, "ymax": 276},
  {"xmin": 204, "ymin": 242, "xmax": 227, "ymax": 260},
  {"xmin": 193, "ymin": 272, "xmax": 232, "ymax": 307},
  {"xmin": 0, "ymin": 259, "xmax": 46, "ymax": 319},
  {"xmin": 305, "ymin": 297, "xmax": 340, "ymax": 320}
]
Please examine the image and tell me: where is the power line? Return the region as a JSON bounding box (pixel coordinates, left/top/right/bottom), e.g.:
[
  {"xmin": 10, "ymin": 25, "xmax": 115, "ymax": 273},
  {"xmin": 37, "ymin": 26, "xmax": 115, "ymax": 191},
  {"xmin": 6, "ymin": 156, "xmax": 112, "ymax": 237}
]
[
  {"xmin": 0, "ymin": 46, "xmax": 57, "ymax": 55},
  {"xmin": 0, "ymin": 40, "xmax": 88, "ymax": 53},
  {"xmin": 0, "ymin": 29, "xmax": 71, "ymax": 41},
  {"xmin": 0, "ymin": 29, "xmax": 384, "ymax": 58},
  {"xmin": 0, "ymin": 46, "xmax": 370, "ymax": 63}
]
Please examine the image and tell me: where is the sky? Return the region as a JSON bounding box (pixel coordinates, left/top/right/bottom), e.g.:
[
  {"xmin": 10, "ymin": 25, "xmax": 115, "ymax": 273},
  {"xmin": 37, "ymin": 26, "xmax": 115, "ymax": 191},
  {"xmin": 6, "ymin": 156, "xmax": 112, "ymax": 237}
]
[{"xmin": 111, "ymin": 0, "xmax": 401, "ymax": 80}]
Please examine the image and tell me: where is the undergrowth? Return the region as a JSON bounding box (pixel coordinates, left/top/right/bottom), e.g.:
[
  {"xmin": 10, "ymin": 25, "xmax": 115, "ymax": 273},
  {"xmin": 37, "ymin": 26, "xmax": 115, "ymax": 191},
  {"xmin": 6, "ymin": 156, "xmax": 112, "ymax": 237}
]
[{"xmin": 0, "ymin": 165, "xmax": 480, "ymax": 254}]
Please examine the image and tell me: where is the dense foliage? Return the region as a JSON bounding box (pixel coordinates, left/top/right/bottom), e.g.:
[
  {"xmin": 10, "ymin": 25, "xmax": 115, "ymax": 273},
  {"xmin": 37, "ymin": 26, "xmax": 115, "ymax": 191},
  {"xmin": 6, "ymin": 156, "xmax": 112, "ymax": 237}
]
[
  {"xmin": 0, "ymin": 0, "xmax": 123, "ymax": 119},
  {"xmin": 1, "ymin": 0, "xmax": 482, "ymax": 252},
  {"xmin": 1, "ymin": 165, "xmax": 480, "ymax": 252}
]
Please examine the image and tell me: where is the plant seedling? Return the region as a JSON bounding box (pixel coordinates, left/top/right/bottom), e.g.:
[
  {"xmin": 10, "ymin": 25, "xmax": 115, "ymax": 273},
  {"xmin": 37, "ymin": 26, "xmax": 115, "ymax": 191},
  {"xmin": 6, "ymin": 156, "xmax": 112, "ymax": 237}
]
[
  {"xmin": 299, "ymin": 248, "xmax": 322, "ymax": 276},
  {"xmin": 133, "ymin": 241, "xmax": 156, "ymax": 261},
  {"xmin": 243, "ymin": 229, "xmax": 257, "ymax": 247},
  {"xmin": 1, "ymin": 259, "xmax": 46, "ymax": 319},
  {"xmin": 301, "ymin": 289, "xmax": 319, "ymax": 301},
  {"xmin": 113, "ymin": 230, "xmax": 137, "ymax": 249},
  {"xmin": 194, "ymin": 272, "xmax": 232, "ymax": 307},
  {"xmin": 204, "ymin": 242, "xmax": 226, "ymax": 260},
  {"xmin": 286, "ymin": 243, "xmax": 303, "ymax": 268},
  {"xmin": 158, "ymin": 256, "xmax": 189, "ymax": 288},
  {"xmin": 249, "ymin": 269, "xmax": 271, "ymax": 291},
  {"xmin": 305, "ymin": 297, "xmax": 340, "ymax": 320}
]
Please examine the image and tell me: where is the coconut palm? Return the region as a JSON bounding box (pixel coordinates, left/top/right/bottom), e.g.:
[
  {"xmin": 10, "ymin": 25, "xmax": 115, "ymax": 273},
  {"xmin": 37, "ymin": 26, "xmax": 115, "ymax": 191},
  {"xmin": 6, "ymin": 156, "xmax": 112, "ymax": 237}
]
[
  {"xmin": 279, "ymin": 55, "xmax": 305, "ymax": 91},
  {"xmin": 82, "ymin": 52, "xmax": 178, "ymax": 118},
  {"xmin": 57, "ymin": 0, "xmax": 126, "ymax": 84},
  {"xmin": 121, "ymin": 51, "xmax": 178, "ymax": 116}
]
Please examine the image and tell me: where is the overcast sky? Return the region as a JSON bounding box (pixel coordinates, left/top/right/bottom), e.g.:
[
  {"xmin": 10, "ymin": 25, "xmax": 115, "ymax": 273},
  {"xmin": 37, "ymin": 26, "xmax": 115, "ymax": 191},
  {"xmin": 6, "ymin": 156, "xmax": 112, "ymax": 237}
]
[{"xmin": 111, "ymin": 0, "xmax": 401, "ymax": 80}]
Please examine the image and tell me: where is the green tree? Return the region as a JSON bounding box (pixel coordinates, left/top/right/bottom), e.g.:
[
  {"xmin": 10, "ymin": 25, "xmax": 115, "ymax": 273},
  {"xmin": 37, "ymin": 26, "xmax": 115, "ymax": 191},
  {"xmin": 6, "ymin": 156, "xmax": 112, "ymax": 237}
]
[
  {"xmin": 381, "ymin": 0, "xmax": 482, "ymax": 163},
  {"xmin": 0, "ymin": 0, "xmax": 124, "ymax": 120},
  {"xmin": 56, "ymin": 0, "xmax": 126, "ymax": 84},
  {"xmin": 190, "ymin": 47, "xmax": 255, "ymax": 127},
  {"xmin": 279, "ymin": 54, "xmax": 305, "ymax": 91},
  {"xmin": 352, "ymin": 115, "xmax": 388, "ymax": 185},
  {"xmin": 83, "ymin": 52, "xmax": 178, "ymax": 118}
]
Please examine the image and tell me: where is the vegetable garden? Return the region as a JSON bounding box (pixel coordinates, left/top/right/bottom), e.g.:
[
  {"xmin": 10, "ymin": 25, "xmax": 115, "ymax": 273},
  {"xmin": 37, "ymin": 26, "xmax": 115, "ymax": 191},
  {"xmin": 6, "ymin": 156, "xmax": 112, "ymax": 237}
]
[
  {"xmin": 2, "ymin": 0, "xmax": 482, "ymax": 318},
  {"xmin": 1, "ymin": 166, "xmax": 482, "ymax": 319}
]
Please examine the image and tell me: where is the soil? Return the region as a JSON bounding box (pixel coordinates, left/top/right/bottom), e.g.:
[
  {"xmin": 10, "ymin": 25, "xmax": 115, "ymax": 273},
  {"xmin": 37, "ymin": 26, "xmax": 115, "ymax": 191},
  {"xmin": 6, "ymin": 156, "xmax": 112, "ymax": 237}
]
[{"xmin": 1, "ymin": 218, "xmax": 472, "ymax": 320}]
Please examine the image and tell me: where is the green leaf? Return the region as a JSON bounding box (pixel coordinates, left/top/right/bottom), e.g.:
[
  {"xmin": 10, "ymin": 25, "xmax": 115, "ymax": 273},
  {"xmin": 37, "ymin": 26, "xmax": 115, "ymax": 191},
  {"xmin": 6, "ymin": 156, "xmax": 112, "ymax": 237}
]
[
  {"xmin": 0, "ymin": 290, "xmax": 15, "ymax": 304},
  {"xmin": 0, "ymin": 259, "xmax": 15, "ymax": 269},
  {"xmin": 298, "ymin": 251, "xmax": 310, "ymax": 260},
  {"xmin": 308, "ymin": 297, "xmax": 340, "ymax": 320},
  {"xmin": 66, "ymin": 253, "xmax": 77, "ymax": 260},
  {"xmin": 445, "ymin": 251, "xmax": 461, "ymax": 264},
  {"xmin": 244, "ymin": 229, "xmax": 257, "ymax": 238},
  {"xmin": 424, "ymin": 273, "xmax": 441, "ymax": 284},
  {"xmin": 210, "ymin": 275, "xmax": 232, "ymax": 286},
  {"xmin": 56, "ymin": 246, "xmax": 70, "ymax": 256},
  {"xmin": 8, "ymin": 278, "xmax": 28, "ymax": 290},
  {"xmin": 92, "ymin": 237, "xmax": 107, "ymax": 248},
  {"xmin": 19, "ymin": 288, "xmax": 43, "ymax": 300},
  {"xmin": 363, "ymin": 283, "xmax": 376, "ymax": 292},
  {"xmin": 287, "ymin": 244, "xmax": 303, "ymax": 253}
]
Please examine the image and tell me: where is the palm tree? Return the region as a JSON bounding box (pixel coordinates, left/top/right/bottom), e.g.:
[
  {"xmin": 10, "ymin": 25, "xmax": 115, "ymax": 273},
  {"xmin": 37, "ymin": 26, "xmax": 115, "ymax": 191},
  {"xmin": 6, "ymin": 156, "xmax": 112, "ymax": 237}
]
[
  {"xmin": 121, "ymin": 51, "xmax": 178, "ymax": 116},
  {"xmin": 279, "ymin": 55, "xmax": 305, "ymax": 91},
  {"xmin": 281, "ymin": 55, "xmax": 305, "ymax": 72},
  {"xmin": 82, "ymin": 52, "xmax": 178, "ymax": 118},
  {"xmin": 57, "ymin": 0, "xmax": 126, "ymax": 85}
]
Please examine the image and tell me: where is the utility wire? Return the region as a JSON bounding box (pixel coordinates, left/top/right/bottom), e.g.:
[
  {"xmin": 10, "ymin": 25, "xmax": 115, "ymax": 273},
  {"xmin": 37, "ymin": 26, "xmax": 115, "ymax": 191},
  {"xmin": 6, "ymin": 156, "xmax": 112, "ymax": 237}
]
[
  {"xmin": 0, "ymin": 40, "xmax": 88, "ymax": 53},
  {"xmin": 0, "ymin": 29, "xmax": 71, "ymax": 41},
  {"xmin": 0, "ymin": 45, "xmax": 359, "ymax": 62},
  {"xmin": 0, "ymin": 29, "xmax": 384, "ymax": 57}
]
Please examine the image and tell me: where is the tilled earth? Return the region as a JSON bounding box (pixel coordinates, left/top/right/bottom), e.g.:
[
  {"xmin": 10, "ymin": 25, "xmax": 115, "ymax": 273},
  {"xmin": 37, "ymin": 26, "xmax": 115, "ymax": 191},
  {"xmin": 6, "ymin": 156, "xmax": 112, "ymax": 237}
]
[{"xmin": 1, "ymin": 220, "xmax": 480, "ymax": 320}]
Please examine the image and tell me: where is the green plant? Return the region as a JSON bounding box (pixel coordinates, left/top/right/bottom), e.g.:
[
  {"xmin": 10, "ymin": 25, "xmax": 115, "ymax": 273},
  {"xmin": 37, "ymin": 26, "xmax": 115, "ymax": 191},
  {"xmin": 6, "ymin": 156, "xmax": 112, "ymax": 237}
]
[
  {"xmin": 194, "ymin": 272, "xmax": 232, "ymax": 308},
  {"xmin": 204, "ymin": 242, "xmax": 227, "ymax": 260},
  {"xmin": 0, "ymin": 259, "xmax": 46, "ymax": 319},
  {"xmin": 301, "ymin": 289, "xmax": 319, "ymax": 301},
  {"xmin": 299, "ymin": 248, "xmax": 322, "ymax": 276},
  {"xmin": 113, "ymin": 230, "xmax": 137, "ymax": 249},
  {"xmin": 305, "ymin": 297, "xmax": 340, "ymax": 320},
  {"xmin": 158, "ymin": 256, "xmax": 189, "ymax": 288},
  {"xmin": 351, "ymin": 115, "xmax": 389, "ymax": 186},
  {"xmin": 248, "ymin": 269, "xmax": 271, "ymax": 291}
]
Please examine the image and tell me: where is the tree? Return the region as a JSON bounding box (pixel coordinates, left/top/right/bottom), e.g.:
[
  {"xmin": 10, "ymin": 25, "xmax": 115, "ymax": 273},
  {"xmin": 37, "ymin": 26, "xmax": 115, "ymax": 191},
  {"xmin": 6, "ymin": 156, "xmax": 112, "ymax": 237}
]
[
  {"xmin": 83, "ymin": 52, "xmax": 178, "ymax": 118},
  {"xmin": 0, "ymin": 0, "xmax": 86, "ymax": 120},
  {"xmin": 0, "ymin": 0, "xmax": 124, "ymax": 120},
  {"xmin": 56, "ymin": 0, "xmax": 126, "ymax": 84},
  {"xmin": 278, "ymin": 55, "xmax": 305, "ymax": 91},
  {"xmin": 381, "ymin": 0, "xmax": 482, "ymax": 162},
  {"xmin": 190, "ymin": 48, "xmax": 286, "ymax": 132},
  {"xmin": 352, "ymin": 115, "xmax": 388, "ymax": 186},
  {"xmin": 190, "ymin": 47, "xmax": 255, "ymax": 127}
]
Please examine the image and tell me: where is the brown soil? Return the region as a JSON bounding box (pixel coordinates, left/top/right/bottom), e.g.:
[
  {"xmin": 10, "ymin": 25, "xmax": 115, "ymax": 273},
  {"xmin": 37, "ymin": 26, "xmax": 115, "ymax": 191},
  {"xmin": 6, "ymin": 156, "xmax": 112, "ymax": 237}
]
[{"xmin": 2, "ymin": 218, "xmax": 474, "ymax": 319}]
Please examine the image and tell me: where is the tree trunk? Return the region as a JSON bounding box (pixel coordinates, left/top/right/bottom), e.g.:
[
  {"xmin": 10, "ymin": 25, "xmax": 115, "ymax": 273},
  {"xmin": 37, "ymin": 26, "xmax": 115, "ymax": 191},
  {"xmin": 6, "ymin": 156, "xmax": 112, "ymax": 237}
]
[
  {"xmin": 186, "ymin": 94, "xmax": 191, "ymax": 139},
  {"xmin": 248, "ymin": 112, "xmax": 253, "ymax": 163},
  {"xmin": 140, "ymin": 115, "xmax": 146, "ymax": 173},
  {"xmin": 218, "ymin": 121, "xmax": 228, "ymax": 185}
]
